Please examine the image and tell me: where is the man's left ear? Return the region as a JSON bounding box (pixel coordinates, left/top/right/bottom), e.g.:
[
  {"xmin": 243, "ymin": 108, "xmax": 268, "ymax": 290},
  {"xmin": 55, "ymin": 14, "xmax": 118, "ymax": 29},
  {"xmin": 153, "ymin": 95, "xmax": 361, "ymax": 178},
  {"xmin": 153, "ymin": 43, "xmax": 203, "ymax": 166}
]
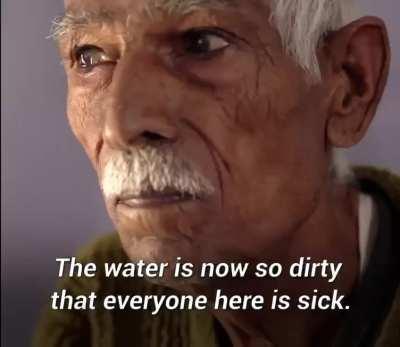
[{"xmin": 324, "ymin": 16, "xmax": 390, "ymax": 148}]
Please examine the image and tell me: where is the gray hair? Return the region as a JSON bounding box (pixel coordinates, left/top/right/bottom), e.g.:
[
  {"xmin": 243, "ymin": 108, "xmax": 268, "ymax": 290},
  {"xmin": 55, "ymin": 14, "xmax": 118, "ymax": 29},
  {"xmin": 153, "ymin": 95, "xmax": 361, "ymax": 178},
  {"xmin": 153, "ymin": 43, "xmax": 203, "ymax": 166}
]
[
  {"xmin": 269, "ymin": 0, "xmax": 359, "ymax": 180},
  {"xmin": 269, "ymin": 0, "xmax": 361, "ymax": 79},
  {"xmin": 101, "ymin": 146, "xmax": 215, "ymax": 200}
]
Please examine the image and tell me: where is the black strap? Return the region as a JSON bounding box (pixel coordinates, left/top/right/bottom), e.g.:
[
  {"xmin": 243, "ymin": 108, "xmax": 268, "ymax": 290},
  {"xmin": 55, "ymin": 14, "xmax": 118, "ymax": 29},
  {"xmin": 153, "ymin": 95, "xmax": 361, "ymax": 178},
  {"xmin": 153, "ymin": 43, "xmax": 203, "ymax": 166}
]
[{"xmin": 333, "ymin": 178, "xmax": 400, "ymax": 347}]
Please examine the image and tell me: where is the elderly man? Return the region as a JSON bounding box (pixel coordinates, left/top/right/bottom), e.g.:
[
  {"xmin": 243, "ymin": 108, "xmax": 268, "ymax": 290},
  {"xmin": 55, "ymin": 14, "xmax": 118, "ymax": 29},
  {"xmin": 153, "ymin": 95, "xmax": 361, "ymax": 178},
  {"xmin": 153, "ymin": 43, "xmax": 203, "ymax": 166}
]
[{"xmin": 35, "ymin": 0, "xmax": 399, "ymax": 346}]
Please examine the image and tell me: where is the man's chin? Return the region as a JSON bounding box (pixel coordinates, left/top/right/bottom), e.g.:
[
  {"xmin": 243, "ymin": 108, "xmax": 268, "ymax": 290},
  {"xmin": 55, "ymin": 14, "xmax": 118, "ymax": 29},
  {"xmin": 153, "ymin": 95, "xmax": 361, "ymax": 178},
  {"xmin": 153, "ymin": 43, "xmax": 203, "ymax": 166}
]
[
  {"xmin": 120, "ymin": 235, "xmax": 203, "ymax": 289},
  {"xmin": 122, "ymin": 235, "xmax": 182, "ymax": 263},
  {"xmin": 105, "ymin": 193, "xmax": 217, "ymax": 240},
  {"xmin": 121, "ymin": 234, "xmax": 193, "ymax": 267}
]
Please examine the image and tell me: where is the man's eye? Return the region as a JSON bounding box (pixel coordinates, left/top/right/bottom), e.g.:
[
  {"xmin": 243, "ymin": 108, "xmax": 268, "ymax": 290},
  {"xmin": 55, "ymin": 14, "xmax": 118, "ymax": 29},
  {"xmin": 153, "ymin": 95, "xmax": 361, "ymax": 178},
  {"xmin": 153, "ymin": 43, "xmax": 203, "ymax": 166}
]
[
  {"xmin": 73, "ymin": 45, "xmax": 113, "ymax": 71},
  {"xmin": 182, "ymin": 29, "xmax": 230, "ymax": 56}
]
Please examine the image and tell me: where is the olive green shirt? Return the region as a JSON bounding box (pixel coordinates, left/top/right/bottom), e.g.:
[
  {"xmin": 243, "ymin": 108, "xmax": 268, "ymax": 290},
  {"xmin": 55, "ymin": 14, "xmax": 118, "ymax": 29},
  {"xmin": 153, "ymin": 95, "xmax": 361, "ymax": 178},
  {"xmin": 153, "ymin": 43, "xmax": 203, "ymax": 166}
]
[{"xmin": 34, "ymin": 167, "xmax": 400, "ymax": 347}]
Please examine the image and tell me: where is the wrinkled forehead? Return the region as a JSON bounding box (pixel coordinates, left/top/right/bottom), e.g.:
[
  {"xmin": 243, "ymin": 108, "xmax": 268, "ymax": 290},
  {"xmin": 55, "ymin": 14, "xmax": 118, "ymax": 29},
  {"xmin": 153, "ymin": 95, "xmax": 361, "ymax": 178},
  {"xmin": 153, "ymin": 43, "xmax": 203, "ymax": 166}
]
[
  {"xmin": 56, "ymin": 0, "xmax": 270, "ymax": 44},
  {"xmin": 64, "ymin": 0, "xmax": 237, "ymax": 15}
]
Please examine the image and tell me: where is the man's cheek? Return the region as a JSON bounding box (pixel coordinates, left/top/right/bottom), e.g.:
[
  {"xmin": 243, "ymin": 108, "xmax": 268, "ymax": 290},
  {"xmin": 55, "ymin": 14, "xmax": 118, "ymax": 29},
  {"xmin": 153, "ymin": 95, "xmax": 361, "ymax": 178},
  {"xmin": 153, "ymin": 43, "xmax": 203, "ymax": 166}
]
[{"xmin": 67, "ymin": 93, "xmax": 103, "ymax": 164}]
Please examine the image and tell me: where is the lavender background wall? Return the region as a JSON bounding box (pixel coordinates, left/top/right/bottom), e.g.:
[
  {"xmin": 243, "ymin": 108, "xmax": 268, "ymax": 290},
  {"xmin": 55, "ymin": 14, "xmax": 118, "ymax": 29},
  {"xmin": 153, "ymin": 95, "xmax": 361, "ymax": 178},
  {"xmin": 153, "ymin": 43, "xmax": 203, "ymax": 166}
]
[{"xmin": 2, "ymin": 1, "xmax": 399, "ymax": 346}]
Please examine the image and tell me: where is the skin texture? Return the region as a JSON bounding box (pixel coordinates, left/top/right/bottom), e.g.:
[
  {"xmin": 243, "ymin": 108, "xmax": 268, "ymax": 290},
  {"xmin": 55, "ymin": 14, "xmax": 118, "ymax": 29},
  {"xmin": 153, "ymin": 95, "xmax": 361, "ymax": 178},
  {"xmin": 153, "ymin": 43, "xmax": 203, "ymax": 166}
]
[{"xmin": 59, "ymin": 0, "xmax": 390, "ymax": 346}]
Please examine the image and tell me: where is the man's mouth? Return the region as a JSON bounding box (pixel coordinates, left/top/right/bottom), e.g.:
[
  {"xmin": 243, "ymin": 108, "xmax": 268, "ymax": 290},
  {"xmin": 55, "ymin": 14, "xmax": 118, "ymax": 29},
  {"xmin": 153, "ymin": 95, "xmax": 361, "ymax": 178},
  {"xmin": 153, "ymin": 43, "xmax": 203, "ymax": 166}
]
[{"xmin": 116, "ymin": 190, "xmax": 197, "ymax": 209}]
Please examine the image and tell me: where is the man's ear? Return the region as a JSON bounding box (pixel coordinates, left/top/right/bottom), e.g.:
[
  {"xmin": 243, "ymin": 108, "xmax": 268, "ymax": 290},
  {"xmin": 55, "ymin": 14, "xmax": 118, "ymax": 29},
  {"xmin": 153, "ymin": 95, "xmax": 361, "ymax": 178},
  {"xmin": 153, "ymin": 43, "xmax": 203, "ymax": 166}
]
[{"xmin": 324, "ymin": 16, "xmax": 390, "ymax": 148}]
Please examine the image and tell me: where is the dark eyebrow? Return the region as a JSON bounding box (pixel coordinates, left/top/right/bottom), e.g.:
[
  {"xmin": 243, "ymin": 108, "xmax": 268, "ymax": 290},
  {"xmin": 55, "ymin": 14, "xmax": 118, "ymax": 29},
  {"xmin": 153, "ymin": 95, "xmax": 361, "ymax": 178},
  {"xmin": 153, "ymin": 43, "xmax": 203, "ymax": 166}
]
[{"xmin": 50, "ymin": 0, "xmax": 237, "ymax": 41}]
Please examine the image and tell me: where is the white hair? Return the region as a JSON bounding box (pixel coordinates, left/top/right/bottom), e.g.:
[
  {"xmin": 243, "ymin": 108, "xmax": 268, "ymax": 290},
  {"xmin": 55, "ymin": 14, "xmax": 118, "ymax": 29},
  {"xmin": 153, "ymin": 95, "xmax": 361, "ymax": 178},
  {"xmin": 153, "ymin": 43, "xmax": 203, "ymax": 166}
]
[
  {"xmin": 270, "ymin": 0, "xmax": 361, "ymax": 79},
  {"xmin": 269, "ymin": 0, "xmax": 361, "ymax": 181},
  {"xmin": 101, "ymin": 146, "xmax": 215, "ymax": 200}
]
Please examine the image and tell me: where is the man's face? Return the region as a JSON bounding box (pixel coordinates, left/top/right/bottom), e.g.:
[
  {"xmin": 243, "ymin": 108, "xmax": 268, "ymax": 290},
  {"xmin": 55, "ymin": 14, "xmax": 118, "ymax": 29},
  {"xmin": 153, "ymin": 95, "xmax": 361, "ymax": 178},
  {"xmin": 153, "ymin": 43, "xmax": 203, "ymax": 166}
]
[{"xmin": 61, "ymin": 0, "xmax": 332, "ymax": 267}]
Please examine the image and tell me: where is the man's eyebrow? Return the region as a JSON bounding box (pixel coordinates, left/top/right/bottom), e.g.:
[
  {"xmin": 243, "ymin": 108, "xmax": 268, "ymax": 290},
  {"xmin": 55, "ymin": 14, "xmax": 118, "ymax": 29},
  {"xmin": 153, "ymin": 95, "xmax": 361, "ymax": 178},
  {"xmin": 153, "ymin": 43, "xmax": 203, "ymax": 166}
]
[
  {"xmin": 50, "ymin": 0, "xmax": 236, "ymax": 41},
  {"xmin": 49, "ymin": 10, "xmax": 115, "ymax": 41}
]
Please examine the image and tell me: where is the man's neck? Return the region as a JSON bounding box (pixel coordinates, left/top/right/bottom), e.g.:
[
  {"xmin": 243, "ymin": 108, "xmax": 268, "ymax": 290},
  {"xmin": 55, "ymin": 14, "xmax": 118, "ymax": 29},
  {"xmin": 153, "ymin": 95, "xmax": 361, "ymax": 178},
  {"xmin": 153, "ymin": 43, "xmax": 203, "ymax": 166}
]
[{"xmin": 209, "ymin": 182, "xmax": 360, "ymax": 347}]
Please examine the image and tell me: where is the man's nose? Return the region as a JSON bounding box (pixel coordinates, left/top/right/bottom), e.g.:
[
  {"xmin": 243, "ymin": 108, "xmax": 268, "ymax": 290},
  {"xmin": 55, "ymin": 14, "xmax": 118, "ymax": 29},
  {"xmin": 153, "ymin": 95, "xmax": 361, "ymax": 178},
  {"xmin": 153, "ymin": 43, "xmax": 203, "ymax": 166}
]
[
  {"xmin": 103, "ymin": 109, "xmax": 178, "ymax": 150},
  {"xmin": 103, "ymin": 57, "xmax": 180, "ymax": 150}
]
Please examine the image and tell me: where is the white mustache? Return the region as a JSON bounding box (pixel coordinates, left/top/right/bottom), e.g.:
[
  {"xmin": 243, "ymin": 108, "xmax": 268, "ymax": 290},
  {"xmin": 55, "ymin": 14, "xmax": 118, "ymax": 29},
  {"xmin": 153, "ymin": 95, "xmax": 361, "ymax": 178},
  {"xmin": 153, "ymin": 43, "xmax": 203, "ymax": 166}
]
[{"xmin": 101, "ymin": 146, "xmax": 215, "ymax": 199}]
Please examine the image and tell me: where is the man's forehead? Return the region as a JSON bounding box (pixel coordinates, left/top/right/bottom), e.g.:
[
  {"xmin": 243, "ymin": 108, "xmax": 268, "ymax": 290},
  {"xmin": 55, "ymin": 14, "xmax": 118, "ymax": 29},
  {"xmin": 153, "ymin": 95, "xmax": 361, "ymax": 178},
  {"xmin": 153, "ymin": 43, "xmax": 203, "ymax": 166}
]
[
  {"xmin": 55, "ymin": 0, "xmax": 257, "ymax": 42},
  {"xmin": 64, "ymin": 0, "xmax": 236, "ymax": 15}
]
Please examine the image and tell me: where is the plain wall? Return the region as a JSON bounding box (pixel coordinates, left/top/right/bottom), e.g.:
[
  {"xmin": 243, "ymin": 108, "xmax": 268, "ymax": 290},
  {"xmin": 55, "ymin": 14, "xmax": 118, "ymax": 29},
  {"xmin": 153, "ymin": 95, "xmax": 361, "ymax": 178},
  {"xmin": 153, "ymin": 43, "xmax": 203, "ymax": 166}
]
[{"xmin": 2, "ymin": 1, "xmax": 399, "ymax": 346}]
